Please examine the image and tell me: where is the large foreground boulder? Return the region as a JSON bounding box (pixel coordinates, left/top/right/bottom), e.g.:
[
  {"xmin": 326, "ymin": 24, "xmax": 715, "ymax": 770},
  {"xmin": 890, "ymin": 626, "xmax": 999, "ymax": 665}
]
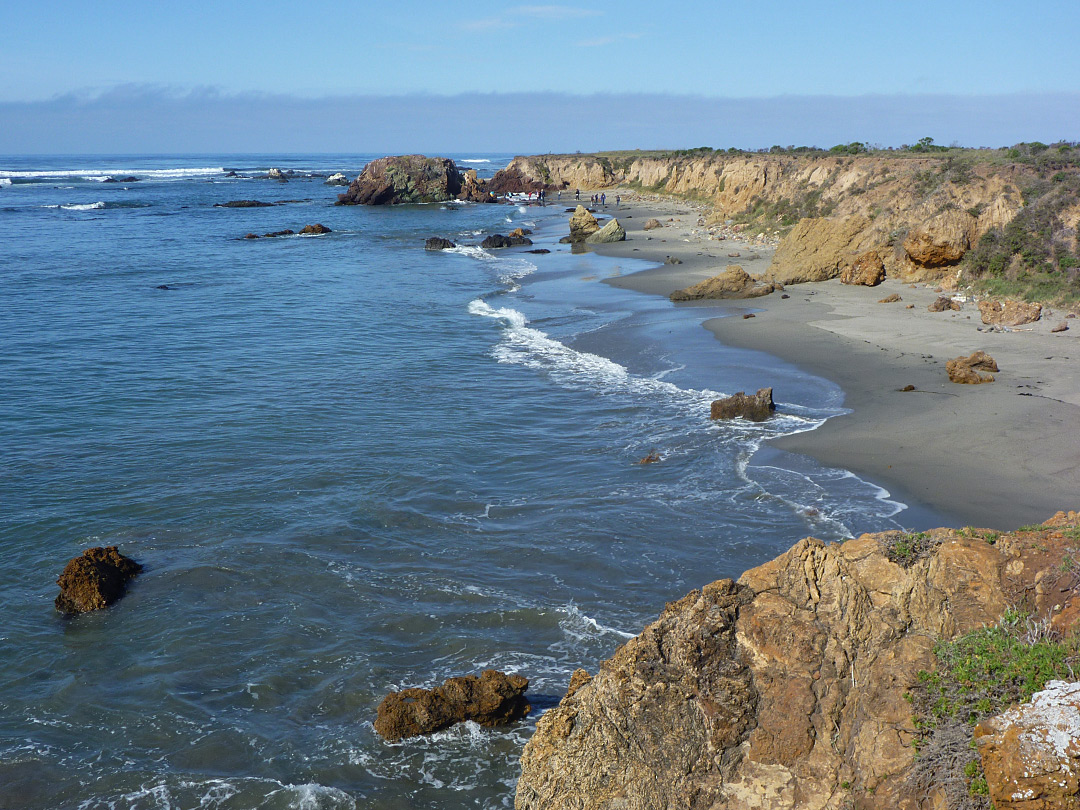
[
  {"xmin": 584, "ymin": 219, "xmax": 626, "ymax": 244},
  {"xmin": 567, "ymin": 205, "xmax": 600, "ymax": 242},
  {"xmin": 947, "ymin": 350, "xmax": 998, "ymax": 383},
  {"xmin": 764, "ymin": 216, "xmax": 868, "ymax": 285},
  {"xmin": 56, "ymin": 546, "xmax": 142, "ymax": 615},
  {"xmin": 337, "ymin": 155, "xmax": 464, "ymax": 205},
  {"xmin": 978, "ymin": 299, "xmax": 1042, "ymax": 326},
  {"xmin": 710, "ymin": 387, "xmax": 775, "ymax": 421},
  {"xmin": 374, "ymin": 670, "xmax": 530, "ymax": 741},
  {"xmin": 515, "ymin": 513, "xmax": 1080, "ymax": 810},
  {"xmin": 670, "ymin": 266, "xmax": 776, "ymax": 301},
  {"xmin": 975, "ymin": 680, "xmax": 1080, "ymax": 809}
]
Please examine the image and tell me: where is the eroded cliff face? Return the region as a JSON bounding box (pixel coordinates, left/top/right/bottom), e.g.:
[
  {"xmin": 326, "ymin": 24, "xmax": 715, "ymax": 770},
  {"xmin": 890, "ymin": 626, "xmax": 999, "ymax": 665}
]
[
  {"xmin": 516, "ymin": 512, "xmax": 1080, "ymax": 810},
  {"xmin": 494, "ymin": 154, "xmax": 1030, "ymax": 283}
]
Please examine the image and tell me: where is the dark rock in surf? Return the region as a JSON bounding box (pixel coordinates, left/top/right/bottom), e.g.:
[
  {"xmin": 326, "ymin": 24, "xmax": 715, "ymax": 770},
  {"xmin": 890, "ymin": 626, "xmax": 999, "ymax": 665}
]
[
  {"xmin": 337, "ymin": 155, "xmax": 463, "ymax": 205},
  {"xmin": 299, "ymin": 223, "xmax": 331, "ymax": 235},
  {"xmin": 215, "ymin": 200, "xmax": 276, "ymax": 208},
  {"xmin": 710, "ymin": 388, "xmax": 776, "ymax": 422},
  {"xmin": 481, "ymin": 234, "xmax": 533, "ymax": 249},
  {"xmin": 262, "ymin": 230, "xmax": 295, "ymax": 238},
  {"xmin": 375, "ymin": 670, "xmax": 531, "ymax": 741},
  {"xmin": 425, "ymin": 237, "xmax": 456, "ymax": 250},
  {"xmin": 527, "ymin": 249, "xmax": 551, "ymax": 254},
  {"xmin": 55, "ymin": 546, "xmax": 142, "ymax": 615}
]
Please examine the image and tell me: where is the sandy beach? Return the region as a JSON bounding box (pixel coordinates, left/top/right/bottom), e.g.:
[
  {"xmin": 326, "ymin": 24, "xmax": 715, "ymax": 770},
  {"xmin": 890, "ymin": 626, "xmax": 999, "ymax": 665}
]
[{"xmin": 565, "ymin": 192, "xmax": 1080, "ymax": 530}]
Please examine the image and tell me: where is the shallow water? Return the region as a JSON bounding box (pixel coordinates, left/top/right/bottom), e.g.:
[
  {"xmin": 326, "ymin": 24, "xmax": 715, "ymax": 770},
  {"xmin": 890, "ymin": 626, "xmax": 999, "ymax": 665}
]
[{"xmin": 0, "ymin": 154, "xmax": 944, "ymax": 809}]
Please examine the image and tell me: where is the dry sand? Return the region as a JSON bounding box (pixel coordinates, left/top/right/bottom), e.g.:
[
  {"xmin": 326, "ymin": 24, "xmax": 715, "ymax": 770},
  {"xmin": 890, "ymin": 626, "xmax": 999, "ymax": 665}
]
[{"xmin": 568, "ymin": 192, "xmax": 1079, "ymax": 530}]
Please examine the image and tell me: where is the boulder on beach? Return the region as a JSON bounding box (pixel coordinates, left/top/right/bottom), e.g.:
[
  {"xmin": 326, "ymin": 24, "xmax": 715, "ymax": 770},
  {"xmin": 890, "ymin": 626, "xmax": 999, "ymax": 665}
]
[
  {"xmin": 481, "ymin": 234, "xmax": 533, "ymax": 249},
  {"xmin": 299, "ymin": 223, "xmax": 331, "ymax": 235},
  {"xmin": 374, "ymin": 670, "xmax": 531, "ymax": 741},
  {"xmin": 643, "ymin": 218, "xmax": 663, "ymax": 230},
  {"xmin": 878, "ymin": 293, "xmax": 903, "ymax": 303},
  {"xmin": 928, "ymin": 296, "xmax": 961, "ymax": 312},
  {"xmin": 336, "ymin": 155, "xmax": 464, "ymax": 205},
  {"xmin": 764, "ymin": 216, "xmax": 868, "ymax": 285},
  {"xmin": 670, "ymin": 266, "xmax": 776, "ymax": 301},
  {"xmin": 214, "ymin": 200, "xmax": 276, "ymax": 208},
  {"xmin": 325, "ymin": 173, "xmax": 349, "ymax": 186},
  {"xmin": 946, "ymin": 350, "xmax": 998, "ymax": 384},
  {"xmin": 710, "ymin": 388, "xmax": 775, "ymax": 421},
  {"xmin": 978, "ymin": 299, "xmax": 1042, "ymax": 326},
  {"xmin": 567, "ymin": 205, "xmax": 600, "ymax": 242},
  {"xmin": 585, "ymin": 219, "xmax": 626, "ymax": 244},
  {"xmin": 664, "ymin": 256, "xmax": 683, "ymax": 264},
  {"xmin": 55, "ymin": 546, "xmax": 142, "ymax": 615},
  {"xmin": 839, "ymin": 250, "xmax": 885, "ymax": 286},
  {"xmin": 425, "ymin": 237, "xmax": 456, "ymax": 251}
]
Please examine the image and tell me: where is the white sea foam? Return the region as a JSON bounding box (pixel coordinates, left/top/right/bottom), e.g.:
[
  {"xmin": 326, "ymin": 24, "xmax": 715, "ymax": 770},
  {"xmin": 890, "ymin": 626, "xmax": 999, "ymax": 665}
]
[
  {"xmin": 459, "ymin": 159, "xmax": 491, "ymax": 164},
  {"xmin": 557, "ymin": 603, "xmax": 635, "ymax": 641},
  {"xmin": 43, "ymin": 201, "xmax": 106, "ymax": 211},
  {"xmin": 0, "ymin": 166, "xmax": 224, "ymax": 181},
  {"xmin": 0, "ymin": 178, "xmax": 11, "ymax": 187},
  {"xmin": 446, "ymin": 246, "xmax": 536, "ymax": 288}
]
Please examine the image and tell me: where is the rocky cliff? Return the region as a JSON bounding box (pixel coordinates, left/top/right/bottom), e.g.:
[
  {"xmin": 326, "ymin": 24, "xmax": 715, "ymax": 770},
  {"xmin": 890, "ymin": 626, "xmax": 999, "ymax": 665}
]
[
  {"xmin": 489, "ymin": 152, "xmax": 1059, "ymax": 284},
  {"xmin": 337, "ymin": 155, "xmax": 497, "ymax": 205},
  {"xmin": 516, "ymin": 512, "xmax": 1080, "ymax": 810}
]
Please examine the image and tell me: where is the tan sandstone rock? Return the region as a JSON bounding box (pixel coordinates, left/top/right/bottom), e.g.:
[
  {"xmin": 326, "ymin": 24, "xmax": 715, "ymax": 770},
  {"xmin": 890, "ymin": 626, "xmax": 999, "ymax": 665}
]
[
  {"xmin": 946, "ymin": 350, "xmax": 999, "ymax": 384},
  {"xmin": 670, "ymin": 266, "xmax": 776, "ymax": 301},
  {"xmin": 584, "ymin": 219, "xmax": 626, "ymax": 244},
  {"xmin": 839, "ymin": 250, "xmax": 886, "ymax": 286},
  {"xmin": 974, "ymin": 680, "xmax": 1080, "ymax": 809},
  {"xmin": 979, "ymin": 299, "xmax": 1043, "ymax": 326},
  {"xmin": 568, "ymin": 205, "xmax": 600, "ymax": 242},
  {"xmin": 643, "ymin": 218, "xmax": 663, "ymax": 230},
  {"xmin": 764, "ymin": 216, "xmax": 868, "ymax": 285},
  {"xmin": 903, "ymin": 209, "xmax": 974, "ymax": 268}
]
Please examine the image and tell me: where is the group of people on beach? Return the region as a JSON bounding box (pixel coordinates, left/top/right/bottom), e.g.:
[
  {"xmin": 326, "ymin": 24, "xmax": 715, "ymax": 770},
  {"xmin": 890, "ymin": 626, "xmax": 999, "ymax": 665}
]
[{"xmin": 525, "ymin": 189, "xmax": 549, "ymax": 205}]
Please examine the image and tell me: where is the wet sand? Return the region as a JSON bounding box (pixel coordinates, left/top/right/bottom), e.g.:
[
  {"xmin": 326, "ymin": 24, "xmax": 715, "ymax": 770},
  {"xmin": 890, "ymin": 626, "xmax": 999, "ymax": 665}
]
[{"xmin": 565, "ymin": 192, "xmax": 1080, "ymax": 530}]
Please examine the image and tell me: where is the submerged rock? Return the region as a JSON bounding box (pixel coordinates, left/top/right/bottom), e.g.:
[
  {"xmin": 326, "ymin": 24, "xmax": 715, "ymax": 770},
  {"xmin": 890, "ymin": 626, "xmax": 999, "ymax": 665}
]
[
  {"xmin": 425, "ymin": 237, "xmax": 456, "ymax": 250},
  {"xmin": 214, "ymin": 200, "xmax": 276, "ymax": 208},
  {"xmin": 262, "ymin": 230, "xmax": 295, "ymax": 238},
  {"xmin": 710, "ymin": 387, "xmax": 775, "ymax": 421},
  {"xmin": 670, "ymin": 265, "xmax": 775, "ymax": 301},
  {"xmin": 374, "ymin": 670, "xmax": 530, "ymax": 741},
  {"xmin": 947, "ymin": 350, "xmax": 998, "ymax": 384},
  {"xmin": 56, "ymin": 546, "xmax": 142, "ymax": 615}
]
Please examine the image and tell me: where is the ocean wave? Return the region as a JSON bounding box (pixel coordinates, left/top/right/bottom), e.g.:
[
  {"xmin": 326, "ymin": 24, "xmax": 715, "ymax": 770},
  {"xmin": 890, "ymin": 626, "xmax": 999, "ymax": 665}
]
[
  {"xmin": 445, "ymin": 245, "xmax": 536, "ymax": 288},
  {"xmin": 0, "ymin": 166, "xmax": 224, "ymax": 181},
  {"xmin": 0, "ymin": 178, "xmax": 10, "ymax": 187},
  {"xmin": 43, "ymin": 201, "xmax": 106, "ymax": 211},
  {"xmin": 459, "ymin": 159, "xmax": 492, "ymax": 164}
]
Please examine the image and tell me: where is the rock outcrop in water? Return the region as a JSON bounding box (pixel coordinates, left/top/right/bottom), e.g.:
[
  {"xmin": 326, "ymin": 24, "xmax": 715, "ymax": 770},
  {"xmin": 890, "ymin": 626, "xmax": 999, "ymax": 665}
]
[
  {"xmin": 425, "ymin": 237, "xmax": 456, "ymax": 250},
  {"xmin": 566, "ymin": 205, "xmax": 601, "ymax": 242},
  {"xmin": 710, "ymin": 387, "xmax": 775, "ymax": 420},
  {"xmin": 375, "ymin": 670, "xmax": 530, "ymax": 741},
  {"xmin": 481, "ymin": 234, "xmax": 533, "ymax": 249},
  {"xmin": 55, "ymin": 546, "xmax": 142, "ymax": 615},
  {"xmin": 336, "ymin": 155, "xmax": 499, "ymax": 205},
  {"xmin": 516, "ymin": 512, "xmax": 1080, "ymax": 810}
]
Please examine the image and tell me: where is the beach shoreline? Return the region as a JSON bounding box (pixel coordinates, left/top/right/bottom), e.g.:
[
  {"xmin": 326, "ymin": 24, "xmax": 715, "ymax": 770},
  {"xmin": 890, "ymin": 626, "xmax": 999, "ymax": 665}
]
[{"xmin": 556, "ymin": 192, "xmax": 1079, "ymax": 531}]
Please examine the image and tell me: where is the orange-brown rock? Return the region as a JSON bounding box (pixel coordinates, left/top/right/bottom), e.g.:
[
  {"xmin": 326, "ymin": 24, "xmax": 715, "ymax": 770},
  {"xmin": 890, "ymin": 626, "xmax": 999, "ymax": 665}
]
[
  {"xmin": 55, "ymin": 546, "xmax": 142, "ymax": 615},
  {"xmin": 839, "ymin": 250, "xmax": 886, "ymax": 286},
  {"xmin": 978, "ymin": 299, "xmax": 1043, "ymax": 326},
  {"xmin": 929, "ymin": 295, "xmax": 962, "ymax": 312},
  {"xmin": 947, "ymin": 350, "xmax": 999, "ymax": 384},
  {"xmin": 642, "ymin": 218, "xmax": 663, "ymax": 230},
  {"xmin": 879, "ymin": 293, "xmax": 903, "ymax": 303},
  {"xmin": 764, "ymin": 216, "xmax": 868, "ymax": 285},
  {"xmin": 670, "ymin": 265, "xmax": 776, "ymax": 301},
  {"xmin": 375, "ymin": 670, "xmax": 530, "ymax": 741},
  {"xmin": 974, "ymin": 680, "xmax": 1080, "ymax": 809},
  {"xmin": 710, "ymin": 387, "xmax": 775, "ymax": 421},
  {"xmin": 903, "ymin": 209, "xmax": 974, "ymax": 268},
  {"xmin": 299, "ymin": 223, "xmax": 331, "ymax": 235}
]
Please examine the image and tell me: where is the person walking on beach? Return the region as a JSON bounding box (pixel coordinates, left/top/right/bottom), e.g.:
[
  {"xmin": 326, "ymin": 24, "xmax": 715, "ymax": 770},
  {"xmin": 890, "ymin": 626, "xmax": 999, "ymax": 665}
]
[
  {"xmin": 615, "ymin": 194, "xmax": 620, "ymax": 207},
  {"xmin": 575, "ymin": 188, "xmax": 580, "ymax": 200},
  {"xmin": 601, "ymin": 192, "xmax": 606, "ymax": 208}
]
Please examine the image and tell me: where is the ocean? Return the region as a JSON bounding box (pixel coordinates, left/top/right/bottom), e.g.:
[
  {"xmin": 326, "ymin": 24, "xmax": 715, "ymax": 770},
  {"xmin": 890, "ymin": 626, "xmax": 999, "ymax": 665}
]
[{"xmin": 0, "ymin": 154, "xmax": 938, "ymax": 809}]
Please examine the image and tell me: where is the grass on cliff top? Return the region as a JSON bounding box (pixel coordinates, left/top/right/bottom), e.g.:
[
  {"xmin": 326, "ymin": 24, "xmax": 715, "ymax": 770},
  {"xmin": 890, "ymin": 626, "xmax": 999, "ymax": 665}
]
[{"xmin": 907, "ymin": 608, "xmax": 1080, "ymax": 808}]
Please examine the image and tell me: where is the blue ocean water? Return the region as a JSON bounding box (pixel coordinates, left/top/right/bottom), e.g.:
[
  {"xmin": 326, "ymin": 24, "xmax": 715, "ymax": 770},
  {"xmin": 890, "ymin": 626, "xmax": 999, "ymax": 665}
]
[{"xmin": 0, "ymin": 155, "xmax": 936, "ymax": 809}]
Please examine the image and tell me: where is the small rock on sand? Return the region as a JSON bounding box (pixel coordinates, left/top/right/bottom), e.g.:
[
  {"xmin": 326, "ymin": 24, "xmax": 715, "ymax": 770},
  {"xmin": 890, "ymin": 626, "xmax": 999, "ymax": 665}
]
[
  {"xmin": 878, "ymin": 293, "xmax": 902, "ymax": 303},
  {"xmin": 947, "ymin": 351, "xmax": 998, "ymax": 384}
]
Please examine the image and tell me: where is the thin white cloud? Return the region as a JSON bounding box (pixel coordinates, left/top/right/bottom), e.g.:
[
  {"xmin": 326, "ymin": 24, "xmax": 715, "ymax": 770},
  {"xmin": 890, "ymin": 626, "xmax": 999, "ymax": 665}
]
[
  {"xmin": 512, "ymin": 5, "xmax": 603, "ymax": 19},
  {"xmin": 577, "ymin": 33, "xmax": 641, "ymax": 47}
]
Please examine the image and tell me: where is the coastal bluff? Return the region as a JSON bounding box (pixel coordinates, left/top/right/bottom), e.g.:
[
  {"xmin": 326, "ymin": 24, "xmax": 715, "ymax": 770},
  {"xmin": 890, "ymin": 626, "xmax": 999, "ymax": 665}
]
[
  {"xmin": 516, "ymin": 512, "xmax": 1080, "ymax": 810},
  {"xmin": 487, "ymin": 150, "xmax": 1076, "ymax": 286}
]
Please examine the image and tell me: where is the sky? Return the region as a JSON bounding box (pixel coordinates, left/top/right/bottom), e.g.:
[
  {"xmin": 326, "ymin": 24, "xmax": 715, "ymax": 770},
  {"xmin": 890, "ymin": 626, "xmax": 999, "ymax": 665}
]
[{"xmin": 2, "ymin": 0, "xmax": 1078, "ymax": 153}]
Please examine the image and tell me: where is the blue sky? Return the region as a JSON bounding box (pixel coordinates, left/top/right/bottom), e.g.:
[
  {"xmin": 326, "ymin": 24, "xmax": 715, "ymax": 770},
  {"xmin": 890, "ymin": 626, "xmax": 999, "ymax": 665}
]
[{"xmin": 2, "ymin": 0, "xmax": 1078, "ymax": 152}]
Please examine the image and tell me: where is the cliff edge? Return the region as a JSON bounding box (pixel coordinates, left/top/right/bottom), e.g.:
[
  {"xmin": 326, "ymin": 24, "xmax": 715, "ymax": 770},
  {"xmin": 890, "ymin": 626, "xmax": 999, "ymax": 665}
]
[{"xmin": 516, "ymin": 512, "xmax": 1080, "ymax": 810}]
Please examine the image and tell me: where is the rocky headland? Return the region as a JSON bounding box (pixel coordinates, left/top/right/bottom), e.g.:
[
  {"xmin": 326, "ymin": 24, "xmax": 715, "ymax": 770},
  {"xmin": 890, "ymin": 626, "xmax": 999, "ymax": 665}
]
[
  {"xmin": 336, "ymin": 155, "xmax": 499, "ymax": 205},
  {"xmin": 516, "ymin": 512, "xmax": 1080, "ymax": 810}
]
